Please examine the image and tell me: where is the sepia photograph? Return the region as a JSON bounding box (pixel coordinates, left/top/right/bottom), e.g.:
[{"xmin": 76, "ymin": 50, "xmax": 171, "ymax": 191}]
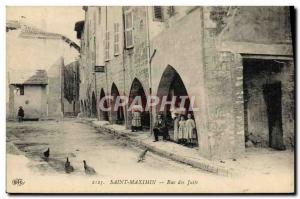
[{"xmin": 5, "ymin": 5, "xmax": 295, "ymax": 194}]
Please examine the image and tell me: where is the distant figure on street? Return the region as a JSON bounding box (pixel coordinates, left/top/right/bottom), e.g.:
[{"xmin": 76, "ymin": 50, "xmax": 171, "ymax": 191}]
[
  {"xmin": 153, "ymin": 114, "xmax": 169, "ymax": 142},
  {"xmin": 17, "ymin": 106, "xmax": 24, "ymax": 122}
]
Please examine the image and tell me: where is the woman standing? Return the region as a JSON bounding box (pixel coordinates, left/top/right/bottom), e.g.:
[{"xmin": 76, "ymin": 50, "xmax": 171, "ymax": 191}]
[
  {"xmin": 131, "ymin": 104, "xmax": 143, "ymax": 132},
  {"xmin": 173, "ymin": 114, "xmax": 180, "ymax": 142},
  {"xmin": 131, "ymin": 111, "xmax": 142, "ymax": 132}
]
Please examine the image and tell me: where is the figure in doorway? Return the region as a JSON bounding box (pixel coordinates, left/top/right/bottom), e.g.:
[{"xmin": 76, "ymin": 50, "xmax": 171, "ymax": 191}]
[
  {"xmin": 173, "ymin": 114, "xmax": 180, "ymax": 143},
  {"xmin": 17, "ymin": 106, "xmax": 24, "ymax": 122},
  {"xmin": 185, "ymin": 113, "xmax": 196, "ymax": 146},
  {"xmin": 132, "ymin": 111, "xmax": 142, "ymax": 132},
  {"xmin": 178, "ymin": 115, "xmax": 186, "ymax": 144},
  {"xmin": 131, "ymin": 104, "xmax": 143, "ymax": 132},
  {"xmin": 153, "ymin": 114, "xmax": 169, "ymax": 142}
]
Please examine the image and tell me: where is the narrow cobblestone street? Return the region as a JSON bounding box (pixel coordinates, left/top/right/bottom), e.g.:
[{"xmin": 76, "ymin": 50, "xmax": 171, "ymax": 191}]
[{"xmin": 6, "ymin": 119, "xmax": 294, "ymax": 193}]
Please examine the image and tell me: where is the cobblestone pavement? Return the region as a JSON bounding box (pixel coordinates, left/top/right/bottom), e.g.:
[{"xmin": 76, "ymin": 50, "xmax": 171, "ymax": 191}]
[{"xmin": 6, "ymin": 119, "xmax": 294, "ymax": 193}]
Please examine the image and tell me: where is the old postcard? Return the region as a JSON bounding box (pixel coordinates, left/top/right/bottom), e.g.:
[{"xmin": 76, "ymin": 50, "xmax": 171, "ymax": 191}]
[{"xmin": 6, "ymin": 6, "xmax": 295, "ymax": 193}]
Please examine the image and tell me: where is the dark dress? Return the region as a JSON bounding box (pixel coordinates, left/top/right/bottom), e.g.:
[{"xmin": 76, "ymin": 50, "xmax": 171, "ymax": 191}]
[
  {"xmin": 17, "ymin": 108, "xmax": 24, "ymax": 122},
  {"xmin": 153, "ymin": 119, "xmax": 169, "ymax": 141}
]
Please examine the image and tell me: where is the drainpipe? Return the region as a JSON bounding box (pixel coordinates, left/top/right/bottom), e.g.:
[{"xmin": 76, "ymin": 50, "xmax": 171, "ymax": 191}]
[
  {"xmin": 93, "ymin": 71, "xmax": 97, "ymax": 118},
  {"xmin": 146, "ymin": 6, "xmax": 153, "ymax": 135},
  {"xmin": 122, "ymin": 7, "xmax": 128, "ymax": 128},
  {"xmin": 104, "ymin": 6, "xmax": 111, "ymax": 123}
]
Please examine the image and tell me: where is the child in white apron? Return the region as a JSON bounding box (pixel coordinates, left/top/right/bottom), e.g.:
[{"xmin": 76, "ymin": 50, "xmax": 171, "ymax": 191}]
[
  {"xmin": 178, "ymin": 115, "xmax": 186, "ymax": 144},
  {"xmin": 185, "ymin": 113, "xmax": 196, "ymax": 145}
]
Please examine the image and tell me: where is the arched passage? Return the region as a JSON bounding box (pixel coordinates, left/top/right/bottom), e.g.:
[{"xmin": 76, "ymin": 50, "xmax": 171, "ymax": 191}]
[
  {"xmin": 91, "ymin": 91, "xmax": 97, "ymax": 118},
  {"xmin": 111, "ymin": 83, "xmax": 124, "ymax": 124},
  {"xmin": 129, "ymin": 78, "xmax": 150, "ymax": 129},
  {"xmin": 84, "ymin": 100, "xmax": 87, "ymax": 116},
  {"xmin": 157, "ymin": 65, "xmax": 198, "ymax": 146},
  {"xmin": 80, "ymin": 100, "xmax": 84, "ymax": 113},
  {"xmin": 99, "ymin": 89, "xmax": 109, "ymax": 121}
]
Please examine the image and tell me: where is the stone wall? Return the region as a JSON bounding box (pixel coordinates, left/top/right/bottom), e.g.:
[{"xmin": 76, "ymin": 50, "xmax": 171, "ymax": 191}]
[
  {"xmin": 243, "ymin": 59, "xmax": 294, "ymax": 149},
  {"xmin": 47, "ymin": 57, "xmax": 63, "ymax": 118},
  {"xmin": 12, "ymin": 85, "xmax": 47, "ymax": 119},
  {"xmin": 78, "ymin": 6, "xmax": 295, "ymax": 159}
]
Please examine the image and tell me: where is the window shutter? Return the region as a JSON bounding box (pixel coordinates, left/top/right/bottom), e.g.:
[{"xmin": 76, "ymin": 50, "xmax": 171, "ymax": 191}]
[
  {"xmin": 105, "ymin": 31, "xmax": 110, "ymax": 61},
  {"xmin": 124, "ymin": 10, "xmax": 134, "ymax": 49},
  {"xmin": 167, "ymin": 6, "xmax": 175, "ymax": 17},
  {"xmin": 114, "ymin": 23, "xmax": 120, "ymax": 55},
  {"xmin": 98, "ymin": 7, "xmax": 101, "ymax": 25},
  {"xmin": 153, "ymin": 6, "xmax": 163, "ymax": 21}
]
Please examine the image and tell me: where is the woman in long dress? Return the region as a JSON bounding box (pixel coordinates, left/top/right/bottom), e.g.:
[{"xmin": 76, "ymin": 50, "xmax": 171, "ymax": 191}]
[
  {"xmin": 178, "ymin": 115, "xmax": 186, "ymax": 144},
  {"xmin": 131, "ymin": 108, "xmax": 142, "ymax": 132},
  {"xmin": 185, "ymin": 113, "xmax": 196, "ymax": 144},
  {"xmin": 173, "ymin": 114, "xmax": 180, "ymax": 143}
]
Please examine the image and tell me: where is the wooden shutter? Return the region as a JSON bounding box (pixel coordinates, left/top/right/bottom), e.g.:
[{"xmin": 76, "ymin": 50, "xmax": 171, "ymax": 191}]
[
  {"xmin": 105, "ymin": 31, "xmax": 110, "ymax": 61},
  {"xmin": 153, "ymin": 6, "xmax": 163, "ymax": 21},
  {"xmin": 167, "ymin": 6, "xmax": 175, "ymax": 17},
  {"xmin": 114, "ymin": 23, "xmax": 120, "ymax": 55},
  {"xmin": 124, "ymin": 10, "xmax": 134, "ymax": 49}
]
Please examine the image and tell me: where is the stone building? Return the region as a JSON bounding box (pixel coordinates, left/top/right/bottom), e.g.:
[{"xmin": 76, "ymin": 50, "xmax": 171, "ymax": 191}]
[
  {"xmin": 9, "ymin": 70, "xmax": 48, "ymax": 120},
  {"xmin": 7, "ymin": 20, "xmax": 80, "ymax": 119},
  {"xmin": 75, "ymin": 6, "xmax": 294, "ymax": 159},
  {"xmin": 63, "ymin": 61, "xmax": 80, "ymax": 116}
]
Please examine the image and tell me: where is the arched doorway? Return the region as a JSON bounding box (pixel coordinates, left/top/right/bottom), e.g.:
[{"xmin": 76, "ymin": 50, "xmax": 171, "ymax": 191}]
[
  {"xmin": 80, "ymin": 100, "xmax": 84, "ymax": 113},
  {"xmin": 91, "ymin": 91, "xmax": 97, "ymax": 118},
  {"xmin": 129, "ymin": 78, "xmax": 150, "ymax": 129},
  {"xmin": 84, "ymin": 100, "xmax": 87, "ymax": 116},
  {"xmin": 111, "ymin": 83, "xmax": 124, "ymax": 124},
  {"xmin": 99, "ymin": 89, "xmax": 109, "ymax": 121},
  {"xmin": 86, "ymin": 98, "xmax": 91, "ymax": 117},
  {"xmin": 157, "ymin": 65, "xmax": 198, "ymax": 146}
]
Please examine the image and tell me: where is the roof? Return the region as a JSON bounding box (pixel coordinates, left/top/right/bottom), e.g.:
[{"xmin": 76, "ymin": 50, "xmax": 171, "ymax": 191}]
[
  {"xmin": 6, "ymin": 20, "xmax": 20, "ymax": 32},
  {"xmin": 6, "ymin": 20, "xmax": 80, "ymax": 52},
  {"xmin": 10, "ymin": 70, "xmax": 48, "ymax": 85}
]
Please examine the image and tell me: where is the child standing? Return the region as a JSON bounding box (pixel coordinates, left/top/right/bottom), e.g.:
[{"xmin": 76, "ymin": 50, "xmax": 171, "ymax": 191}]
[
  {"xmin": 178, "ymin": 115, "xmax": 186, "ymax": 144},
  {"xmin": 185, "ymin": 113, "xmax": 196, "ymax": 145}
]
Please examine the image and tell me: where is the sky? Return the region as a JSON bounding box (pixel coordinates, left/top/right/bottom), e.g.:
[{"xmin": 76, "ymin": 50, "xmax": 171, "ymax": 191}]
[{"xmin": 6, "ymin": 6, "xmax": 85, "ymax": 44}]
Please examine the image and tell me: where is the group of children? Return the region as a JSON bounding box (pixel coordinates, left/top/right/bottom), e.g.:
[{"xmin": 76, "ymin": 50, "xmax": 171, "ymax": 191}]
[{"xmin": 173, "ymin": 113, "xmax": 197, "ymax": 146}]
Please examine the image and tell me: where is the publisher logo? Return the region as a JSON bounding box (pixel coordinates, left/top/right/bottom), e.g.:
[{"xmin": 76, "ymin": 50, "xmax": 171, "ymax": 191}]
[{"xmin": 12, "ymin": 178, "xmax": 25, "ymax": 186}]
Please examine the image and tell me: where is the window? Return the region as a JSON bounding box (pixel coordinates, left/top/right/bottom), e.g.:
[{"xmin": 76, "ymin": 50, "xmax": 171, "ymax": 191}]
[
  {"xmin": 114, "ymin": 23, "xmax": 120, "ymax": 55},
  {"xmin": 167, "ymin": 6, "xmax": 175, "ymax": 17},
  {"xmin": 98, "ymin": 7, "xmax": 101, "ymax": 25},
  {"xmin": 105, "ymin": 31, "xmax": 110, "ymax": 61},
  {"xmin": 18, "ymin": 85, "xmax": 24, "ymax": 95},
  {"xmin": 20, "ymin": 85, "xmax": 24, "ymax": 95},
  {"xmin": 124, "ymin": 10, "xmax": 134, "ymax": 49},
  {"xmin": 153, "ymin": 6, "xmax": 164, "ymax": 21}
]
